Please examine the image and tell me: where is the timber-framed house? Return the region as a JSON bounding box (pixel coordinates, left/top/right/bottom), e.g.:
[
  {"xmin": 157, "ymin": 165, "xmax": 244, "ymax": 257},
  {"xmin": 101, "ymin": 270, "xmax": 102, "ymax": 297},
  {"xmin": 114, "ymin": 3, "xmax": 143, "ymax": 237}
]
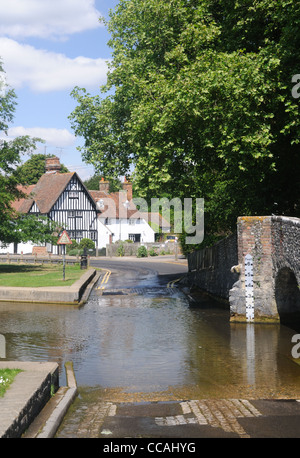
[{"xmin": 11, "ymin": 157, "xmax": 98, "ymax": 254}]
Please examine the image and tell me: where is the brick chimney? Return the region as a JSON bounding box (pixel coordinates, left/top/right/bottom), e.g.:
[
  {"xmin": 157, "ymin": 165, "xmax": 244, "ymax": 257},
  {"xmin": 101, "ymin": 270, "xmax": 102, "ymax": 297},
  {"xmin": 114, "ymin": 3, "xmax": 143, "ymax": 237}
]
[
  {"xmin": 45, "ymin": 156, "xmax": 61, "ymax": 173},
  {"xmin": 122, "ymin": 176, "xmax": 132, "ymax": 200},
  {"xmin": 99, "ymin": 177, "xmax": 110, "ymax": 193}
]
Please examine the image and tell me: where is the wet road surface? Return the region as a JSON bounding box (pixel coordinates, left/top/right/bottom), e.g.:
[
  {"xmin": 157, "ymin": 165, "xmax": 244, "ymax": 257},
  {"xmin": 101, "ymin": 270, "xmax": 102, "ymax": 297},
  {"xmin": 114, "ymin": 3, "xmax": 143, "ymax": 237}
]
[
  {"xmin": 55, "ymin": 257, "xmax": 300, "ymax": 439},
  {"xmin": 1, "ymin": 256, "xmax": 300, "ymax": 438}
]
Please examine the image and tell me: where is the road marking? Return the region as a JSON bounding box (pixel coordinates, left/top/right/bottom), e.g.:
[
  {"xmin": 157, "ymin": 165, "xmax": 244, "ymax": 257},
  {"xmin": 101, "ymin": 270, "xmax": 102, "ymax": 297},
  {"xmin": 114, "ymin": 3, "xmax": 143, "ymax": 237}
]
[
  {"xmin": 156, "ymin": 399, "xmax": 262, "ymax": 437},
  {"xmin": 97, "ymin": 270, "xmax": 111, "ymax": 294},
  {"xmin": 167, "ymin": 277, "xmax": 183, "ymax": 288}
]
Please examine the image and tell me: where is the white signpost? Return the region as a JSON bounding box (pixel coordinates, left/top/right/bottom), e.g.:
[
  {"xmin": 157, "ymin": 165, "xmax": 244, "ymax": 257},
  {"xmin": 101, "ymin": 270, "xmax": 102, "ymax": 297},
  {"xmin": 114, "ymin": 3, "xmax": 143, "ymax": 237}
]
[
  {"xmin": 245, "ymin": 254, "xmax": 254, "ymax": 322},
  {"xmin": 57, "ymin": 230, "xmax": 72, "ymax": 281}
]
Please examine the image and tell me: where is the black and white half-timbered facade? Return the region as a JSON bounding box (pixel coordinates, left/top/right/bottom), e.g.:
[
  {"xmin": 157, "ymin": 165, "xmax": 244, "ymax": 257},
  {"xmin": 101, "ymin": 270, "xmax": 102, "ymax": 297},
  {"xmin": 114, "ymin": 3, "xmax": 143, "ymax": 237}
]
[
  {"xmin": 1, "ymin": 157, "xmax": 98, "ymax": 254},
  {"xmin": 47, "ymin": 174, "xmax": 98, "ymax": 252}
]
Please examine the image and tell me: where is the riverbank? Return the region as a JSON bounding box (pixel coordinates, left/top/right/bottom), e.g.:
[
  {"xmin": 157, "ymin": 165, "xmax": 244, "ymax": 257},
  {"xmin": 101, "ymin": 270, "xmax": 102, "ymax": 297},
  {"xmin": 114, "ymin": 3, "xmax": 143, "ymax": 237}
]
[
  {"xmin": 0, "ymin": 268, "xmax": 100, "ymax": 305},
  {"xmin": 0, "ymin": 361, "xmax": 77, "ymax": 438},
  {"xmin": 0, "ymin": 263, "xmax": 83, "ymax": 287}
]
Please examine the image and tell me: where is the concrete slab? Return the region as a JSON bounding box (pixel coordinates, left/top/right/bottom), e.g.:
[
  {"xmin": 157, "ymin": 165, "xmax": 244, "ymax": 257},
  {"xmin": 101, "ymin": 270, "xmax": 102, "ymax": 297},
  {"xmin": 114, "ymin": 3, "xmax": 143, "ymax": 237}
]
[
  {"xmin": 0, "ymin": 360, "xmax": 78, "ymax": 438},
  {"xmin": 0, "ymin": 361, "xmax": 59, "ymax": 438},
  {"xmin": 0, "ymin": 268, "xmax": 98, "ymax": 305}
]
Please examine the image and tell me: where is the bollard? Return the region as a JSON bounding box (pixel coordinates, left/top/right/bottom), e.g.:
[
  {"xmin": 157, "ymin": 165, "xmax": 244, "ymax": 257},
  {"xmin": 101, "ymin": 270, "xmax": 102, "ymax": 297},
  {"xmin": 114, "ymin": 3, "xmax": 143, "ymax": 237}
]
[{"xmin": 80, "ymin": 248, "xmax": 88, "ymax": 270}]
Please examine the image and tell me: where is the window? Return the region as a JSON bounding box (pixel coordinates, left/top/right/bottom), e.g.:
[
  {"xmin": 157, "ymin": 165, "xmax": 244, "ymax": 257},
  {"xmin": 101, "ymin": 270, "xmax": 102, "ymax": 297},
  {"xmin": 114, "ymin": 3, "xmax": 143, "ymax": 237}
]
[
  {"xmin": 69, "ymin": 191, "xmax": 79, "ymax": 199},
  {"xmin": 68, "ymin": 230, "xmax": 83, "ymax": 239},
  {"xmin": 90, "ymin": 232, "xmax": 97, "ymax": 241},
  {"xmin": 129, "ymin": 234, "xmax": 141, "ymax": 242}
]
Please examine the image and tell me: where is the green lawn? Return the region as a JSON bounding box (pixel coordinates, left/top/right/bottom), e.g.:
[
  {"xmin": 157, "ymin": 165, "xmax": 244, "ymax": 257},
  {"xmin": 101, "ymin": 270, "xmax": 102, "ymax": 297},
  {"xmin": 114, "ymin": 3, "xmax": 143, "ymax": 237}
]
[
  {"xmin": 0, "ymin": 368, "xmax": 22, "ymax": 397},
  {"xmin": 0, "ymin": 263, "xmax": 83, "ymax": 287}
]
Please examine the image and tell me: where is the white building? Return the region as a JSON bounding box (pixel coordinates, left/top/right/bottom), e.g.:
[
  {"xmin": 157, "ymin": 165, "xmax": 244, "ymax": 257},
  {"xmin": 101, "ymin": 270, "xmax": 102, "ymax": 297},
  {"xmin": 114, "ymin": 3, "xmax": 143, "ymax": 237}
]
[
  {"xmin": 90, "ymin": 179, "xmax": 156, "ymax": 248},
  {"xmin": 0, "ymin": 157, "xmax": 98, "ymax": 254},
  {"xmin": 0, "ymin": 159, "xmax": 165, "ymax": 254}
]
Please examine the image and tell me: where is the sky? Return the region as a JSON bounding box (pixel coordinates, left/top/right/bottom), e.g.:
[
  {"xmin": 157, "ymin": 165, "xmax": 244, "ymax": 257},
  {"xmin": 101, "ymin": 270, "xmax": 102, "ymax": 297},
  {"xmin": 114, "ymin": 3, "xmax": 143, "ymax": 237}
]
[{"xmin": 0, "ymin": 0, "xmax": 119, "ymax": 180}]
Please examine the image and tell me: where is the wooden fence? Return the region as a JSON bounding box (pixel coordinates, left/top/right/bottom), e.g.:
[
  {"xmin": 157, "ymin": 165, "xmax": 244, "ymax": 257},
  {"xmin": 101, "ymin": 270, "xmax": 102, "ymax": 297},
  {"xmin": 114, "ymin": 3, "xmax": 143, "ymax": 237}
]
[{"xmin": 0, "ymin": 253, "xmax": 79, "ymax": 265}]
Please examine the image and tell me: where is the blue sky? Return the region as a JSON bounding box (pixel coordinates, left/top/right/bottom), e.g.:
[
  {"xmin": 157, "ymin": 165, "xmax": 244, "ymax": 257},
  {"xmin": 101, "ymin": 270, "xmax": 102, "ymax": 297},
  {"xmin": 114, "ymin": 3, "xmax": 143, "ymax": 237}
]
[{"xmin": 0, "ymin": 0, "xmax": 119, "ymax": 180}]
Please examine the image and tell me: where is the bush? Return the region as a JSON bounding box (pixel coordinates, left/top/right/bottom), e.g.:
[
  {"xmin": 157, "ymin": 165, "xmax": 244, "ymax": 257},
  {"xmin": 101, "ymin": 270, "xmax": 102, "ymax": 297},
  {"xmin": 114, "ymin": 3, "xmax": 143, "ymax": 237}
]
[
  {"xmin": 79, "ymin": 238, "xmax": 95, "ymax": 250},
  {"xmin": 148, "ymin": 247, "xmax": 158, "ymax": 256},
  {"xmin": 66, "ymin": 239, "xmax": 78, "ymax": 254},
  {"xmin": 137, "ymin": 245, "xmax": 148, "ymax": 258},
  {"xmin": 116, "ymin": 240, "xmax": 125, "ymax": 257},
  {"xmin": 68, "ymin": 248, "xmax": 81, "ymax": 256}
]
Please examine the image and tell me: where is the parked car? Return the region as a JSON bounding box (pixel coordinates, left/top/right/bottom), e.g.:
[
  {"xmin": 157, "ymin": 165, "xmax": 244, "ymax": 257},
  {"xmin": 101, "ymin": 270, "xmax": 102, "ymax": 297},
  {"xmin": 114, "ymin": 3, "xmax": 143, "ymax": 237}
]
[{"xmin": 165, "ymin": 235, "xmax": 177, "ymax": 243}]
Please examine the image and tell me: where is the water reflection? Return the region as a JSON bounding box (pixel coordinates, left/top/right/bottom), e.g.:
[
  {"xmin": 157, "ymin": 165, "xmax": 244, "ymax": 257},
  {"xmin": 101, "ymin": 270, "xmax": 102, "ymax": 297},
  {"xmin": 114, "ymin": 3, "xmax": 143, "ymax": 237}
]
[{"xmin": 0, "ymin": 287, "xmax": 300, "ymax": 399}]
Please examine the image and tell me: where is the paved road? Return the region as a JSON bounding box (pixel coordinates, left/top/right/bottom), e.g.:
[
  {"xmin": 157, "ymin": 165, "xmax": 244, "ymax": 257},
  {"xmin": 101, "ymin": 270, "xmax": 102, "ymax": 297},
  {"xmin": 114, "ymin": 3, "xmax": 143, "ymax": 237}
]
[
  {"xmin": 90, "ymin": 255, "xmax": 189, "ymax": 282},
  {"xmin": 58, "ymin": 391, "xmax": 300, "ymax": 439},
  {"xmin": 56, "ymin": 257, "xmax": 300, "ymax": 440}
]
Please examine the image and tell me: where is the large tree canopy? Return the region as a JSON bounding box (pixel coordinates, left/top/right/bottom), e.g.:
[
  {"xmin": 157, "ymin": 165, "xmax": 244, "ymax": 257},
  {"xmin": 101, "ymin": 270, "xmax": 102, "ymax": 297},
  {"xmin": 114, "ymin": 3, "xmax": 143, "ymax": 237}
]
[
  {"xmin": 15, "ymin": 153, "xmax": 69, "ymax": 185},
  {"xmin": 0, "ymin": 63, "xmax": 57, "ymax": 246},
  {"xmin": 69, "ymin": 0, "xmax": 300, "ymax": 238}
]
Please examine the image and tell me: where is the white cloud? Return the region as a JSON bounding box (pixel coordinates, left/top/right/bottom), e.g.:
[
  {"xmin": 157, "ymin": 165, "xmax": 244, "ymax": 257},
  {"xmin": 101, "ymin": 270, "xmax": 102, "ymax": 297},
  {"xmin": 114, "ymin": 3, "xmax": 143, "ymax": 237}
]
[
  {"xmin": 0, "ymin": 0, "xmax": 102, "ymax": 39},
  {"xmin": 7, "ymin": 126, "xmax": 76, "ymax": 147},
  {"xmin": 0, "ymin": 38, "xmax": 109, "ymax": 92}
]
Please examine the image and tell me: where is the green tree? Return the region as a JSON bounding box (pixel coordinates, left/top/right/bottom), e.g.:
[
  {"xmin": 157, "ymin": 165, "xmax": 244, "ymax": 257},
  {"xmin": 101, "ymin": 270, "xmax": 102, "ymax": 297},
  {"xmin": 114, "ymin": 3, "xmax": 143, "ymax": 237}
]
[
  {"xmin": 0, "ymin": 63, "xmax": 57, "ymax": 246},
  {"xmin": 69, "ymin": 0, "xmax": 300, "ymax": 241},
  {"xmin": 16, "ymin": 154, "xmax": 69, "ymax": 185},
  {"xmin": 84, "ymin": 173, "xmax": 122, "ymax": 192},
  {"xmin": 79, "ymin": 238, "xmax": 95, "ymax": 250}
]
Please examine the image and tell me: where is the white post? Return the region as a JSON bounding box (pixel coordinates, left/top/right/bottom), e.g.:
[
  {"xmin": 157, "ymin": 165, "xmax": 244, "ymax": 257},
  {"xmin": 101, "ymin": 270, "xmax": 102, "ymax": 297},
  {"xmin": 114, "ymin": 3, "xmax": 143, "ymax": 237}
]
[{"xmin": 245, "ymin": 254, "xmax": 254, "ymax": 322}]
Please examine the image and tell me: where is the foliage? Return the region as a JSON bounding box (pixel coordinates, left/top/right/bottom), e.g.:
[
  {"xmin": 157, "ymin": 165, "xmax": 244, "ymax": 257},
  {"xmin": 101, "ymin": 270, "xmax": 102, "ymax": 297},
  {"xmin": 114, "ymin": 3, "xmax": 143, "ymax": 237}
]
[
  {"xmin": 137, "ymin": 245, "xmax": 148, "ymax": 258},
  {"xmin": 15, "ymin": 154, "xmax": 69, "ymax": 185},
  {"xmin": 0, "ymin": 214, "xmax": 59, "ymax": 247},
  {"xmin": 66, "ymin": 238, "xmax": 95, "ymax": 256},
  {"xmin": 79, "ymin": 238, "xmax": 95, "ymax": 250},
  {"xmin": 84, "ymin": 173, "xmax": 122, "ymax": 192},
  {"xmin": 69, "ymin": 0, "xmax": 300, "ymax": 245},
  {"xmin": 0, "ymin": 63, "xmax": 62, "ymax": 246},
  {"xmin": 66, "ymin": 239, "xmax": 78, "ymax": 254},
  {"xmin": 148, "ymin": 247, "xmax": 158, "ymax": 256},
  {"xmin": 0, "ymin": 369, "xmax": 22, "ymax": 397},
  {"xmin": 116, "ymin": 240, "xmax": 125, "ymax": 256}
]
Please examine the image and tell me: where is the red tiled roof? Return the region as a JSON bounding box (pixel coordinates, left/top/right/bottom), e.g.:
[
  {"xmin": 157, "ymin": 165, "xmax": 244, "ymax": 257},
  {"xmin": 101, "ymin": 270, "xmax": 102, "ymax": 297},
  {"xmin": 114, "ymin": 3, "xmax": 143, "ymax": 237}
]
[
  {"xmin": 11, "ymin": 184, "xmax": 36, "ymax": 213},
  {"xmin": 13, "ymin": 172, "xmax": 75, "ymax": 214},
  {"xmin": 90, "ymin": 189, "xmax": 140, "ymax": 219}
]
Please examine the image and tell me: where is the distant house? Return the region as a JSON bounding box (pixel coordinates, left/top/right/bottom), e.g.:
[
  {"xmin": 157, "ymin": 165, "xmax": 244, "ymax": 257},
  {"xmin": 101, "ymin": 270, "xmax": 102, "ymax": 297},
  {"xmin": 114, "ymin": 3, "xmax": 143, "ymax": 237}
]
[
  {"xmin": 90, "ymin": 178, "xmax": 156, "ymax": 248},
  {"xmin": 139, "ymin": 212, "xmax": 171, "ymax": 237},
  {"xmin": 0, "ymin": 157, "xmax": 171, "ymax": 255},
  {"xmin": 0, "ymin": 157, "xmax": 98, "ymax": 254}
]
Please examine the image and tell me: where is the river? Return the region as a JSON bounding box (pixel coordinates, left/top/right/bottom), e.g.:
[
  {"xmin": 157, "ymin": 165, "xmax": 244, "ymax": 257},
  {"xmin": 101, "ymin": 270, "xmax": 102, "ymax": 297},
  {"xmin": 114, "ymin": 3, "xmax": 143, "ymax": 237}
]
[{"xmin": 0, "ymin": 258, "xmax": 300, "ymax": 402}]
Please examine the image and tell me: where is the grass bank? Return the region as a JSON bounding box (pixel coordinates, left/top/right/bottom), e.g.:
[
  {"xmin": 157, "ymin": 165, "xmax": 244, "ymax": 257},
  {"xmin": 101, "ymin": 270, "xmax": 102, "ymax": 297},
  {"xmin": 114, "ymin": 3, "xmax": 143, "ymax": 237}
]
[
  {"xmin": 0, "ymin": 263, "xmax": 83, "ymax": 287},
  {"xmin": 0, "ymin": 368, "xmax": 22, "ymax": 397}
]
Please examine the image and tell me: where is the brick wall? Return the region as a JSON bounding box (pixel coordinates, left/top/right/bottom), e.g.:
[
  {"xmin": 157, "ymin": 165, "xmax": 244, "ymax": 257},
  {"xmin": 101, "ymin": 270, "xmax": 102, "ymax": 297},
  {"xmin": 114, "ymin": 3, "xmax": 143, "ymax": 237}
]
[
  {"xmin": 187, "ymin": 233, "xmax": 238, "ymax": 300},
  {"xmin": 229, "ymin": 216, "xmax": 278, "ymax": 322},
  {"xmin": 187, "ymin": 215, "xmax": 300, "ymax": 324},
  {"xmin": 230, "ymin": 215, "xmax": 300, "ymax": 323},
  {"xmin": 32, "ymin": 246, "xmax": 48, "ymax": 256}
]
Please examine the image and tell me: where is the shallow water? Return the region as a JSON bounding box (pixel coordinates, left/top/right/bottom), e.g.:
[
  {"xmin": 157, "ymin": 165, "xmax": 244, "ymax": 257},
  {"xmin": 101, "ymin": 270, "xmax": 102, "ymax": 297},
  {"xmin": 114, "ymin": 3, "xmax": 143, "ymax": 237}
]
[{"xmin": 0, "ymin": 270, "xmax": 300, "ymax": 401}]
